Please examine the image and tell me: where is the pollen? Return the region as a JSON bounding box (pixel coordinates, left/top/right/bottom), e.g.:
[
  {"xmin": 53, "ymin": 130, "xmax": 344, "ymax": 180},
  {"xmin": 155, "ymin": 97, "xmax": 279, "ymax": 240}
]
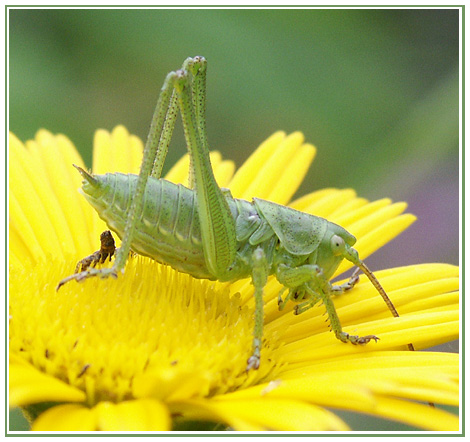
[{"xmin": 9, "ymin": 257, "xmax": 278, "ymax": 406}]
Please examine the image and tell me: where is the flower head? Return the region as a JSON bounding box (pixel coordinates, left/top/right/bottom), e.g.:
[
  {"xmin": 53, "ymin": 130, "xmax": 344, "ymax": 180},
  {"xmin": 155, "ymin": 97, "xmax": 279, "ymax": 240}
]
[{"xmin": 9, "ymin": 127, "xmax": 459, "ymax": 431}]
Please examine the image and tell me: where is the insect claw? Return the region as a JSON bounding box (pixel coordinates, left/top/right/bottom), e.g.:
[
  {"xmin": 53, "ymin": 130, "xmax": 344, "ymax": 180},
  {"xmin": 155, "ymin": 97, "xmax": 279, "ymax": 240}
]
[
  {"xmin": 360, "ymin": 335, "xmax": 379, "ymax": 344},
  {"xmin": 246, "ymin": 355, "xmax": 260, "ymax": 371},
  {"xmin": 56, "ymin": 278, "xmax": 70, "ymax": 291},
  {"xmin": 246, "ymin": 338, "xmax": 261, "ymax": 371},
  {"xmin": 337, "ymin": 332, "xmax": 379, "ymax": 345},
  {"xmin": 56, "ymin": 271, "xmax": 87, "ymax": 290},
  {"xmin": 56, "ymin": 271, "xmax": 85, "ymax": 290}
]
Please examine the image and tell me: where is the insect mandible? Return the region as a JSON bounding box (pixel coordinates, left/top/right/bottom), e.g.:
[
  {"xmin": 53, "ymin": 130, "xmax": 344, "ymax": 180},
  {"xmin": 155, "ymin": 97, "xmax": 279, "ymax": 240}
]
[{"xmin": 57, "ymin": 56, "xmax": 410, "ymax": 371}]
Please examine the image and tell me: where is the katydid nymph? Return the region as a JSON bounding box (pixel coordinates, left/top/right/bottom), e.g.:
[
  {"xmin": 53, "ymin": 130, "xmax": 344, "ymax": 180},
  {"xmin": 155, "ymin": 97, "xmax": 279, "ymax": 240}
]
[{"xmin": 57, "ymin": 56, "xmax": 408, "ymax": 371}]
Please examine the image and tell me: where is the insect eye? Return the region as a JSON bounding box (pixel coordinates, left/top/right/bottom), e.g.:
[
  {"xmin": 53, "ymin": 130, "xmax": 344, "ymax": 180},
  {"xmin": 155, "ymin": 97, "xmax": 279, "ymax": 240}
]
[{"xmin": 330, "ymin": 235, "xmax": 345, "ymax": 255}]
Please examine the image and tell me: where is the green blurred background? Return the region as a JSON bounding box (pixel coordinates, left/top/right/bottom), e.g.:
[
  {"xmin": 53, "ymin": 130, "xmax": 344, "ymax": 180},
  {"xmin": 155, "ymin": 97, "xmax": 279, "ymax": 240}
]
[{"xmin": 9, "ymin": 7, "xmax": 460, "ymax": 431}]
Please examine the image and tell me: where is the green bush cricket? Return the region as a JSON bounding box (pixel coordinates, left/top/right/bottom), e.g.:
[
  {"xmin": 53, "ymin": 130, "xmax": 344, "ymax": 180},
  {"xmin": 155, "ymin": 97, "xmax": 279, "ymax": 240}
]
[{"xmin": 57, "ymin": 56, "xmax": 409, "ymax": 371}]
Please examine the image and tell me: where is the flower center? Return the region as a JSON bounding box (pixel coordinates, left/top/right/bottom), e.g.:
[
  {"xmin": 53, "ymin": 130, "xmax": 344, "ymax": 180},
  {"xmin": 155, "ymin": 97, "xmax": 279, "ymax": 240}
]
[{"xmin": 9, "ymin": 257, "xmax": 279, "ymax": 405}]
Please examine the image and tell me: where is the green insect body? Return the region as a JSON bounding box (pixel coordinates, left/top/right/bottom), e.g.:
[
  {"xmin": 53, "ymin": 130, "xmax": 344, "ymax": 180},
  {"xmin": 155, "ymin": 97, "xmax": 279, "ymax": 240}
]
[
  {"xmin": 59, "ymin": 56, "xmax": 407, "ymax": 371},
  {"xmin": 76, "ymin": 170, "xmax": 356, "ymax": 285}
]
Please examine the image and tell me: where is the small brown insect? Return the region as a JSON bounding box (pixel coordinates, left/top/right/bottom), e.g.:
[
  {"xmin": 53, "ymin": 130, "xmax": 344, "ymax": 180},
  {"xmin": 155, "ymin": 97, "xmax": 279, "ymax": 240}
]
[
  {"xmin": 74, "ymin": 230, "xmax": 116, "ymax": 273},
  {"xmin": 57, "ymin": 230, "xmax": 122, "ymax": 290}
]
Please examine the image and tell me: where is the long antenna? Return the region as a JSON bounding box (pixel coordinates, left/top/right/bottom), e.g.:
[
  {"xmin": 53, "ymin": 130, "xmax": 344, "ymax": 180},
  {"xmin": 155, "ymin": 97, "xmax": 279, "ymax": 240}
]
[{"xmin": 356, "ymin": 260, "xmax": 414, "ymax": 352}]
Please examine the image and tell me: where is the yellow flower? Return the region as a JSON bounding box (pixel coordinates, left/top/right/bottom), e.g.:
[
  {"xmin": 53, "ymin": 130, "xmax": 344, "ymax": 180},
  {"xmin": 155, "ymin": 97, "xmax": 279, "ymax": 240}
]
[{"xmin": 9, "ymin": 126, "xmax": 459, "ymax": 431}]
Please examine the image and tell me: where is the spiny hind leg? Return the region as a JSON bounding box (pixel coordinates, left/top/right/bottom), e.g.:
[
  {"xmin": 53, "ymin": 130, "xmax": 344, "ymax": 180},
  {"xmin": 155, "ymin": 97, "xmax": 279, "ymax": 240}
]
[{"xmin": 173, "ymin": 58, "xmax": 237, "ymax": 280}]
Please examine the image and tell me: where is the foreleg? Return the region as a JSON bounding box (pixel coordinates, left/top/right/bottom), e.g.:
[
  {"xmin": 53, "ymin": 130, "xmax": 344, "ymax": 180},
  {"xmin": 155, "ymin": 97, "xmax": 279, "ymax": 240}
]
[
  {"xmin": 276, "ymin": 263, "xmax": 378, "ymax": 346},
  {"xmin": 331, "ymin": 267, "xmax": 361, "ymax": 295},
  {"xmin": 311, "ymin": 284, "xmax": 378, "ymax": 345}
]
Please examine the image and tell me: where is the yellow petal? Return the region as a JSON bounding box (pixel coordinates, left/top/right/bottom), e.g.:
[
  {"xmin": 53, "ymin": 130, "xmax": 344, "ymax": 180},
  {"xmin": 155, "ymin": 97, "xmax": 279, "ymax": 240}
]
[
  {"xmin": 173, "ymin": 398, "xmax": 349, "ymax": 431},
  {"xmin": 265, "ymin": 142, "xmax": 316, "ymax": 204},
  {"xmin": 27, "ymin": 130, "xmax": 94, "ymax": 255},
  {"xmin": 209, "ymin": 398, "xmax": 349, "ymax": 431},
  {"xmin": 276, "ymin": 310, "xmax": 458, "ymax": 364},
  {"xmin": 9, "ymin": 361, "xmax": 86, "ymax": 407},
  {"xmin": 215, "ymin": 376, "xmax": 377, "ymax": 411},
  {"xmin": 9, "ymin": 192, "xmax": 46, "ymax": 264},
  {"xmin": 213, "ymin": 359, "xmax": 459, "ymax": 431},
  {"xmin": 92, "ymin": 125, "xmax": 143, "ymax": 175},
  {"xmin": 171, "ymin": 400, "xmax": 265, "ymax": 431},
  {"xmin": 297, "ymin": 188, "xmax": 358, "ymax": 218},
  {"xmin": 9, "ymin": 133, "xmax": 72, "ymax": 261},
  {"xmin": 163, "ymin": 153, "xmax": 190, "ymax": 184},
  {"xmin": 228, "ymin": 131, "xmax": 316, "ymax": 204},
  {"xmin": 32, "ymin": 404, "xmax": 96, "ymax": 431},
  {"xmin": 232, "ymin": 131, "xmax": 308, "ymax": 202},
  {"xmin": 164, "ymin": 151, "xmax": 234, "ymax": 187},
  {"xmin": 228, "ymin": 131, "xmax": 287, "ymax": 198},
  {"xmin": 280, "ymin": 350, "xmax": 458, "ymax": 379},
  {"xmin": 95, "ymin": 399, "xmax": 171, "ymax": 431},
  {"xmin": 332, "ymin": 197, "xmax": 393, "ymax": 224},
  {"xmin": 289, "ymin": 188, "xmax": 350, "ymax": 212},
  {"xmin": 280, "ymin": 354, "xmax": 458, "ymax": 405},
  {"xmin": 372, "ymin": 396, "xmax": 459, "ymax": 431},
  {"xmin": 213, "ymin": 155, "xmax": 235, "ymax": 187}
]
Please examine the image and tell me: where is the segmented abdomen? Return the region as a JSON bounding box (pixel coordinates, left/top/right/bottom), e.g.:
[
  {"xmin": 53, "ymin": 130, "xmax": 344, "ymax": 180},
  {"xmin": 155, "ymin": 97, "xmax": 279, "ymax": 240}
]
[{"xmin": 82, "ymin": 173, "xmax": 213, "ymax": 279}]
